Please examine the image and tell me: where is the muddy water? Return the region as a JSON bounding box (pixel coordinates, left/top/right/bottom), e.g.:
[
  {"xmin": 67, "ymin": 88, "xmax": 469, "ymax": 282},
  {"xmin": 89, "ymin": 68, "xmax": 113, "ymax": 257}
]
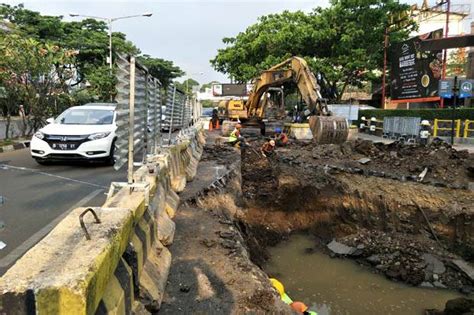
[{"xmin": 265, "ymin": 234, "xmax": 463, "ymax": 315}]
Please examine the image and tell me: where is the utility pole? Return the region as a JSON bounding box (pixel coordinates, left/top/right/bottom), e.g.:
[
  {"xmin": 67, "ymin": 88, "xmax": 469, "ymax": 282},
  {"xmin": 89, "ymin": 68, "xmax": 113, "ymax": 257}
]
[
  {"xmin": 440, "ymin": 0, "xmax": 451, "ymax": 108},
  {"xmin": 450, "ymin": 76, "xmax": 458, "ymax": 145},
  {"xmin": 381, "ymin": 26, "xmax": 389, "ymax": 109}
]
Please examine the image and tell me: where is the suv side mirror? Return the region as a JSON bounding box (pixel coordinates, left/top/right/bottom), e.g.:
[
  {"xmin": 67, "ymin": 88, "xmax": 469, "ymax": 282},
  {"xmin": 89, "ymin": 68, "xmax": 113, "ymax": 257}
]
[{"xmin": 46, "ymin": 117, "xmax": 55, "ymax": 124}]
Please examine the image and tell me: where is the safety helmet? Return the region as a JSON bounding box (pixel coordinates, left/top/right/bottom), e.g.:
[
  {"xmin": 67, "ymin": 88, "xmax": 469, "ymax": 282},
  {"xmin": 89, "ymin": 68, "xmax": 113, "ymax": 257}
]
[
  {"xmin": 269, "ymin": 140, "xmax": 276, "ymax": 146},
  {"xmin": 235, "ymin": 124, "xmax": 242, "ymax": 129},
  {"xmin": 269, "ymin": 278, "xmax": 285, "ymax": 296},
  {"xmin": 275, "ymin": 127, "xmax": 282, "ymax": 133},
  {"xmin": 291, "ymin": 301, "xmax": 308, "ymax": 313},
  {"xmin": 361, "ymin": 116, "xmax": 366, "ymax": 120},
  {"xmin": 370, "ymin": 117, "xmax": 377, "ymax": 122},
  {"xmin": 421, "ymin": 120, "xmax": 430, "ymax": 126}
]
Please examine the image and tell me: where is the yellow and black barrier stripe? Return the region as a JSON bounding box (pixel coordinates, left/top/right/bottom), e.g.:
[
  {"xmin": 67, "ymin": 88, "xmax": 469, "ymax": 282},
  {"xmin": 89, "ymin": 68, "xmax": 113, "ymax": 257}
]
[{"xmin": 95, "ymin": 257, "xmax": 133, "ymax": 315}]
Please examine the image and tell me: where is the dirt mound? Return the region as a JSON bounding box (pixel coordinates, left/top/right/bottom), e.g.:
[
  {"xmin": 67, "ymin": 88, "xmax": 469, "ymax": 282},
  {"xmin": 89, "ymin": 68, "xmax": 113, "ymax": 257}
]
[
  {"xmin": 238, "ymin": 139, "xmax": 474, "ymax": 292},
  {"xmin": 335, "ymin": 230, "xmax": 472, "ymax": 291},
  {"xmin": 283, "ymin": 138, "xmax": 473, "ymax": 188}
]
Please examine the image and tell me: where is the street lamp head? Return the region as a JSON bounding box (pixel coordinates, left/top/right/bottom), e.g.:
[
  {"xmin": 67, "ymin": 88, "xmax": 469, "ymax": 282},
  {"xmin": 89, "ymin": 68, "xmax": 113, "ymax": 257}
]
[
  {"xmin": 142, "ymin": 13, "xmax": 153, "ymax": 17},
  {"xmin": 69, "ymin": 13, "xmax": 79, "ymax": 17}
]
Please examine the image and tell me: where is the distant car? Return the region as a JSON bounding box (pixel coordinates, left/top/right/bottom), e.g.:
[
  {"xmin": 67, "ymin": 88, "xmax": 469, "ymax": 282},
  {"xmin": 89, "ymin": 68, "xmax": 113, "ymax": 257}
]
[
  {"xmin": 202, "ymin": 108, "xmax": 214, "ymax": 117},
  {"xmin": 30, "ymin": 103, "xmax": 117, "ymax": 165}
]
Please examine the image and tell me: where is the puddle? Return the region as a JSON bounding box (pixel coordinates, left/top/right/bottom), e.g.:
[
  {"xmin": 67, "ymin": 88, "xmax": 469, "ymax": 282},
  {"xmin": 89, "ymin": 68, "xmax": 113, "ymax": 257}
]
[{"xmin": 265, "ymin": 234, "xmax": 465, "ymax": 315}]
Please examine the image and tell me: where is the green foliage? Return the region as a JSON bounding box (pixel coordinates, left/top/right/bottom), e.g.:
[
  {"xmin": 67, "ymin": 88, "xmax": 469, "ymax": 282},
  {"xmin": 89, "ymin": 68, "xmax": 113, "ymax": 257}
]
[
  {"xmin": 201, "ymin": 99, "xmax": 215, "ymax": 108},
  {"xmin": 359, "ymin": 108, "xmax": 474, "ymax": 122},
  {"xmin": 139, "ymin": 55, "xmax": 185, "ymax": 88},
  {"xmin": 0, "ymin": 33, "xmax": 76, "ymax": 135},
  {"xmin": 174, "ymin": 78, "xmax": 199, "ymax": 95},
  {"xmin": 1, "ymin": 4, "xmax": 182, "ymax": 99},
  {"xmin": 200, "ymin": 81, "xmax": 219, "ymax": 92},
  {"xmin": 211, "ymin": 0, "xmax": 415, "ymax": 101}
]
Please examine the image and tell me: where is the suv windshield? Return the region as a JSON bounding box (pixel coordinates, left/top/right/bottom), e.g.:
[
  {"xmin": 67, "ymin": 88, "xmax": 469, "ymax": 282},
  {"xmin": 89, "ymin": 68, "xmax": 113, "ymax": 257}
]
[{"xmin": 56, "ymin": 108, "xmax": 114, "ymax": 125}]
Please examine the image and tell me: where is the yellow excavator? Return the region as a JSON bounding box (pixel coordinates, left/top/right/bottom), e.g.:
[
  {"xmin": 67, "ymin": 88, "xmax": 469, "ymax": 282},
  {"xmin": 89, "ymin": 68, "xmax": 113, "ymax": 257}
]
[{"xmin": 243, "ymin": 56, "xmax": 349, "ymax": 144}]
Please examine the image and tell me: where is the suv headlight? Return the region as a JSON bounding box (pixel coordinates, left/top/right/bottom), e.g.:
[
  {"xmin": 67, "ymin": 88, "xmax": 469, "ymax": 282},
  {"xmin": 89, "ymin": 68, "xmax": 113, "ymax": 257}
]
[
  {"xmin": 88, "ymin": 132, "xmax": 111, "ymax": 140},
  {"xmin": 34, "ymin": 131, "xmax": 45, "ymax": 140}
]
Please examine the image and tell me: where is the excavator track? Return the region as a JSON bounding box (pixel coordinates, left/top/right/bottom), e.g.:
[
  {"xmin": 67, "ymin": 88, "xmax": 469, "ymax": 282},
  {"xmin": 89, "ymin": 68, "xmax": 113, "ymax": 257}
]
[{"xmin": 309, "ymin": 116, "xmax": 349, "ymax": 144}]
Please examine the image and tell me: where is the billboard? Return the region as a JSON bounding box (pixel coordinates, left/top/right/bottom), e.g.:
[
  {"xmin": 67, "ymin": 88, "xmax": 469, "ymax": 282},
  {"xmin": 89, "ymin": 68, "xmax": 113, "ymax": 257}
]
[
  {"xmin": 212, "ymin": 83, "xmax": 252, "ymax": 96},
  {"xmin": 390, "ymin": 29, "xmax": 443, "ymax": 101}
]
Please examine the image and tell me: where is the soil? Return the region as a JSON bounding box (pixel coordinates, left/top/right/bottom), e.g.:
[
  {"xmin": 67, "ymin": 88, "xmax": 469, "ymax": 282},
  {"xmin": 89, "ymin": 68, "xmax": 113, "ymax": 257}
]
[
  {"xmin": 280, "ymin": 138, "xmax": 473, "ymax": 189},
  {"xmin": 160, "ymin": 133, "xmax": 474, "ymax": 314},
  {"xmin": 238, "ymin": 138, "xmax": 474, "ymax": 293},
  {"xmin": 159, "ymin": 133, "xmax": 290, "ymax": 314}
]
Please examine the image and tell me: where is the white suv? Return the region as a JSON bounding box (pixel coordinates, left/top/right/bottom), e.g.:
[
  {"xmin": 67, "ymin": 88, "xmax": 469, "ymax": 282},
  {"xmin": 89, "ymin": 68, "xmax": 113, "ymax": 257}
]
[{"xmin": 30, "ymin": 103, "xmax": 117, "ymax": 165}]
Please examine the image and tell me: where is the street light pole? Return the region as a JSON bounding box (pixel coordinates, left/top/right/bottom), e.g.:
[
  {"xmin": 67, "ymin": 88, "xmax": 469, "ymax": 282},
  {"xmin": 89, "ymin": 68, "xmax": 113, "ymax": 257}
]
[
  {"xmin": 69, "ymin": 13, "xmax": 152, "ymax": 70},
  {"xmin": 108, "ymin": 18, "xmax": 113, "ymax": 70}
]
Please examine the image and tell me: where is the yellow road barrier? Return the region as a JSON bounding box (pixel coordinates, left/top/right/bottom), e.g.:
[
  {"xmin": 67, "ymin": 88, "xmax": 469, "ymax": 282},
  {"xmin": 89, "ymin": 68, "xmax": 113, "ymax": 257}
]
[
  {"xmin": 433, "ymin": 119, "xmax": 461, "ymax": 138},
  {"xmin": 464, "ymin": 119, "xmax": 474, "ymax": 138}
]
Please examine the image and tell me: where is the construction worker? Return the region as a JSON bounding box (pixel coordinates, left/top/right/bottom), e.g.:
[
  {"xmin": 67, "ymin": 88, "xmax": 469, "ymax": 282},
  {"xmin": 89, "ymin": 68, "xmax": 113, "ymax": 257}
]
[
  {"xmin": 419, "ymin": 120, "xmax": 431, "ymax": 146},
  {"xmin": 359, "ymin": 116, "xmax": 366, "ymax": 132},
  {"xmin": 209, "ymin": 109, "xmax": 220, "ymax": 130},
  {"xmin": 291, "ymin": 301, "xmax": 318, "ymax": 315},
  {"xmin": 369, "ymin": 117, "xmax": 377, "ymax": 134},
  {"xmin": 228, "ymin": 123, "xmax": 245, "ymax": 147},
  {"xmin": 261, "ymin": 139, "xmax": 276, "ymax": 157},
  {"xmin": 270, "ymin": 278, "xmax": 318, "ymax": 315},
  {"xmin": 274, "ymin": 127, "xmax": 288, "ymax": 146}
]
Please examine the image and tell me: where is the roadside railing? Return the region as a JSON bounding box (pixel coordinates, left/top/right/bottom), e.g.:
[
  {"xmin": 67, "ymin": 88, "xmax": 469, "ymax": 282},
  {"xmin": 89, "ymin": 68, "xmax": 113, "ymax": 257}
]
[{"xmin": 433, "ymin": 119, "xmax": 462, "ymax": 138}]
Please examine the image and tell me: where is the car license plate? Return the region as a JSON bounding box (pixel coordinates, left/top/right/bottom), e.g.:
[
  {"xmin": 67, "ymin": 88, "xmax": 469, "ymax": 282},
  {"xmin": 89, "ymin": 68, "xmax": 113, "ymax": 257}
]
[{"xmin": 52, "ymin": 143, "xmax": 76, "ymax": 150}]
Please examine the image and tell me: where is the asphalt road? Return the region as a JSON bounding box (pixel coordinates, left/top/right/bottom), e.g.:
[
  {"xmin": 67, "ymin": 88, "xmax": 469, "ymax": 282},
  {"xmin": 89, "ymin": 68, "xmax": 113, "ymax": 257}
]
[{"xmin": 0, "ymin": 148, "xmax": 126, "ymax": 274}]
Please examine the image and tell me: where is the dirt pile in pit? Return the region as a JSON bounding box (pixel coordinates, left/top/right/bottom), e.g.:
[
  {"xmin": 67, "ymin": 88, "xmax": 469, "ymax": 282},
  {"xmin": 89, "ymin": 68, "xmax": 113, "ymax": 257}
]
[
  {"xmin": 331, "ymin": 230, "xmax": 474, "ymax": 292},
  {"xmin": 281, "ymin": 138, "xmax": 473, "ymax": 188},
  {"xmin": 238, "ymin": 140, "xmax": 474, "ymax": 292}
]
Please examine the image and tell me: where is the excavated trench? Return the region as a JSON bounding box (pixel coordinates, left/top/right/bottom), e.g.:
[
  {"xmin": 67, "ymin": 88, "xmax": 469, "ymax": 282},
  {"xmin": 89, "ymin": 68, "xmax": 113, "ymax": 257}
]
[{"xmin": 232, "ymin": 140, "xmax": 474, "ymax": 313}]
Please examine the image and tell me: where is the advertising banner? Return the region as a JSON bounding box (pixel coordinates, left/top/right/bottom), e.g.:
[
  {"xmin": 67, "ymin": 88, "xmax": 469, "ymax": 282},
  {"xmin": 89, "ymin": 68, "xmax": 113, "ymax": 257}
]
[{"xmin": 390, "ymin": 29, "xmax": 443, "ymax": 101}]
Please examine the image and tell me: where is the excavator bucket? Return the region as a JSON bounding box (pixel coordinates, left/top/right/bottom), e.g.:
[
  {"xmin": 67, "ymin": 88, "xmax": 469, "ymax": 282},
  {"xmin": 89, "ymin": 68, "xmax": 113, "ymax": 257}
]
[{"xmin": 309, "ymin": 116, "xmax": 349, "ymax": 144}]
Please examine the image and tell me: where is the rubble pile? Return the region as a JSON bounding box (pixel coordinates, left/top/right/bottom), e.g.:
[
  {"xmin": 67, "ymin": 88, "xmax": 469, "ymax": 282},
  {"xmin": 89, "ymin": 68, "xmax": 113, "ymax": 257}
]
[
  {"xmin": 283, "ymin": 138, "xmax": 473, "ymax": 188},
  {"xmin": 330, "ymin": 230, "xmax": 474, "ymax": 293},
  {"xmin": 237, "ymin": 136, "xmax": 474, "ymax": 298}
]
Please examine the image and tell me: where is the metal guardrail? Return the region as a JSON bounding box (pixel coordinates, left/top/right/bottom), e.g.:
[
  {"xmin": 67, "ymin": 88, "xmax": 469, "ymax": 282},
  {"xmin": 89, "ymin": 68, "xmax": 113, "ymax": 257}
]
[
  {"xmin": 113, "ymin": 54, "xmax": 201, "ymax": 181},
  {"xmin": 382, "ymin": 117, "xmax": 421, "ymax": 142},
  {"xmin": 433, "ymin": 119, "xmax": 461, "ymax": 138},
  {"xmin": 114, "ymin": 55, "xmax": 132, "ymax": 172},
  {"xmin": 463, "ymin": 120, "xmax": 474, "ymax": 138}
]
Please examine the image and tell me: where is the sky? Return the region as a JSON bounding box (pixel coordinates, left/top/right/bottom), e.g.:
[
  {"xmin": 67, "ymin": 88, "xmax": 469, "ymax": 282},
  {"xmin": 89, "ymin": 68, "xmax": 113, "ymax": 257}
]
[{"xmin": 2, "ymin": 0, "xmax": 473, "ymax": 84}]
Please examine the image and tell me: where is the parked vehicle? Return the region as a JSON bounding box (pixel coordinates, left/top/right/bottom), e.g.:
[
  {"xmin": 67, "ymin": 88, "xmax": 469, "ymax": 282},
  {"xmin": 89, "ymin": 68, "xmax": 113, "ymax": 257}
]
[{"xmin": 30, "ymin": 103, "xmax": 117, "ymax": 165}]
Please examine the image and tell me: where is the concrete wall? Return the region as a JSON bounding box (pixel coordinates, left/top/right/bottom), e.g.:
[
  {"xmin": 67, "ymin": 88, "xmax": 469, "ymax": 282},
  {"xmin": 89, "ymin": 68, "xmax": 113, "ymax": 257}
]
[{"xmin": 0, "ymin": 125, "xmax": 207, "ymax": 314}]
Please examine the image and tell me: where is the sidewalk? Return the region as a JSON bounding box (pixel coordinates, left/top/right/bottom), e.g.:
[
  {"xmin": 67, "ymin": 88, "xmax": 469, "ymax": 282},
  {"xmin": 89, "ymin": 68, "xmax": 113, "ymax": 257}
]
[
  {"xmin": 357, "ymin": 133, "xmax": 474, "ymax": 154},
  {"xmin": 0, "ymin": 138, "xmax": 30, "ymax": 153}
]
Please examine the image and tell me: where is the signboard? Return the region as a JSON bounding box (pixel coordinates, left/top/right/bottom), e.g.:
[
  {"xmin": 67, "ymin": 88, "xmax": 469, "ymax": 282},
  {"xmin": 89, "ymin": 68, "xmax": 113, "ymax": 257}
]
[
  {"xmin": 212, "ymin": 84, "xmax": 222, "ymax": 96},
  {"xmin": 438, "ymin": 79, "xmax": 454, "ymax": 99},
  {"xmin": 459, "ymin": 80, "xmax": 473, "ymax": 99},
  {"xmin": 390, "ymin": 29, "xmax": 443, "ymax": 101},
  {"xmin": 212, "ymin": 83, "xmax": 250, "ymax": 96}
]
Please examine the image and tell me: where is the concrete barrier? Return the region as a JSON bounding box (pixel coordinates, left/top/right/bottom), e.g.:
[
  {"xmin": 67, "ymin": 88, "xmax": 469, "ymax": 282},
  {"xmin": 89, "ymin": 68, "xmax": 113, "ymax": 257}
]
[
  {"xmin": 284, "ymin": 123, "xmax": 313, "ymax": 140},
  {"xmin": 0, "ymin": 126, "xmax": 206, "ymax": 314}
]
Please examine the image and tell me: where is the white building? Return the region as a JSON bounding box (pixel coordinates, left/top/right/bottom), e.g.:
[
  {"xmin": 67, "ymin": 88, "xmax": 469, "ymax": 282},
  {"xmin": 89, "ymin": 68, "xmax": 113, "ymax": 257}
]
[{"xmin": 410, "ymin": 0, "xmax": 470, "ymax": 37}]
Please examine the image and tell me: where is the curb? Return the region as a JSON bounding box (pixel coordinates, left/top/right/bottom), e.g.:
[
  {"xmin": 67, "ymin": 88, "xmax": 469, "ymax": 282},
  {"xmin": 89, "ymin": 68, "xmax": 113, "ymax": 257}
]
[{"xmin": 0, "ymin": 141, "xmax": 30, "ymax": 154}]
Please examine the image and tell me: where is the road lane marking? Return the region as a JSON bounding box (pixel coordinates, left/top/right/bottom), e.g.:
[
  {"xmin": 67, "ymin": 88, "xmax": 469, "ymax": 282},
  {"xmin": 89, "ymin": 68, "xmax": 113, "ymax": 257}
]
[
  {"xmin": 0, "ymin": 164, "xmax": 108, "ymax": 189},
  {"xmin": 0, "ymin": 189, "xmax": 104, "ymax": 268}
]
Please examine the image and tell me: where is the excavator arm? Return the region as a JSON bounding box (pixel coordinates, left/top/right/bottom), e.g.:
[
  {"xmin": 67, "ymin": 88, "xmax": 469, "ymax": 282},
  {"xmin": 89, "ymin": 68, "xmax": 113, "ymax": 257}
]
[{"xmin": 245, "ymin": 57, "xmax": 348, "ymax": 144}]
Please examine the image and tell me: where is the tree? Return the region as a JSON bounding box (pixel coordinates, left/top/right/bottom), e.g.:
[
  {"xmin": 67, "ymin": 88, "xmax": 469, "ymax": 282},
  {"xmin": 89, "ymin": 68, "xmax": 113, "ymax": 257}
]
[
  {"xmin": 0, "ymin": 34, "xmax": 76, "ymax": 137},
  {"xmin": 139, "ymin": 55, "xmax": 185, "ymax": 88},
  {"xmin": 446, "ymin": 48, "xmax": 467, "ymax": 77},
  {"xmin": 174, "ymin": 78, "xmax": 199, "ymax": 95},
  {"xmin": 200, "ymin": 81, "xmax": 219, "ymax": 92},
  {"xmin": 211, "ymin": 0, "xmax": 415, "ymax": 101}
]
